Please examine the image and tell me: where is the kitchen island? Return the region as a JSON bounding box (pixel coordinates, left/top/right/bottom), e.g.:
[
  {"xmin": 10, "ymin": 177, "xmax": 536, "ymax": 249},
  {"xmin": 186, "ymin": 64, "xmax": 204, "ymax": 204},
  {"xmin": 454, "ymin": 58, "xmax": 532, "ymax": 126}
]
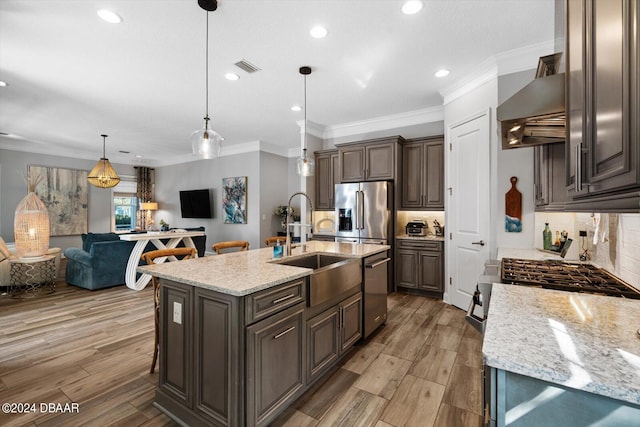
[
  {"xmin": 138, "ymin": 241, "xmax": 389, "ymax": 427},
  {"xmin": 483, "ymin": 283, "xmax": 640, "ymax": 426}
]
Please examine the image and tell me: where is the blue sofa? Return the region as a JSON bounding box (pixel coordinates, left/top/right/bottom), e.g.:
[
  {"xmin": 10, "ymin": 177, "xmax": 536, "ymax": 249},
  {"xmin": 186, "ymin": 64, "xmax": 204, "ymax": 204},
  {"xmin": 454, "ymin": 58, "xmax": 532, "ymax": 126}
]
[
  {"xmin": 64, "ymin": 233, "xmax": 136, "ymax": 290},
  {"xmin": 64, "ymin": 227, "xmax": 207, "ymax": 291}
]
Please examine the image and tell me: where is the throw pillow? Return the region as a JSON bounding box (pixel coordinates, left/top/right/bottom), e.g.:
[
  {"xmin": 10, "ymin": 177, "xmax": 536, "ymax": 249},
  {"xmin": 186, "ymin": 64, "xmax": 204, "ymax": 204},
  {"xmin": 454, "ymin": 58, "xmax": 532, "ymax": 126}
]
[{"xmin": 0, "ymin": 236, "xmax": 11, "ymax": 261}]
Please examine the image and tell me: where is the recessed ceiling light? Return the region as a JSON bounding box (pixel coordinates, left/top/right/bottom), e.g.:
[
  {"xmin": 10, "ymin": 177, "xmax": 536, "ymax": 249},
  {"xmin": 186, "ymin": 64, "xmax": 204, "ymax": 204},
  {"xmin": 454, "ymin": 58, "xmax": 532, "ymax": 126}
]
[
  {"xmin": 434, "ymin": 69, "xmax": 450, "ymax": 78},
  {"xmin": 291, "ymin": 105, "xmax": 302, "ymax": 112},
  {"xmin": 225, "ymin": 73, "xmax": 239, "ymax": 81},
  {"xmin": 310, "ymin": 26, "xmax": 328, "ymax": 39},
  {"xmin": 97, "ymin": 9, "xmax": 123, "ymax": 24},
  {"xmin": 402, "ymin": 1, "xmax": 423, "ymax": 15},
  {"xmin": 0, "ymin": 81, "xmax": 7, "ymax": 87}
]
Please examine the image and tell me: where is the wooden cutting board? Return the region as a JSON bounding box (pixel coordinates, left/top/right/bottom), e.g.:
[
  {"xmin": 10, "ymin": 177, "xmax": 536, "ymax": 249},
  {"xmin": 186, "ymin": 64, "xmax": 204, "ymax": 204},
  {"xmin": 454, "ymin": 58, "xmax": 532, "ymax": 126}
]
[{"xmin": 505, "ymin": 176, "xmax": 522, "ymax": 232}]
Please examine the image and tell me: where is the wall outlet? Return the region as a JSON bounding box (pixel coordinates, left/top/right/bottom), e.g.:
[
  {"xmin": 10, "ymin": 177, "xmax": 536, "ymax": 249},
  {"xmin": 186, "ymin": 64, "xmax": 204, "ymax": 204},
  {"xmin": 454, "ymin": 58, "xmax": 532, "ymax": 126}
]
[{"xmin": 173, "ymin": 302, "xmax": 182, "ymax": 325}]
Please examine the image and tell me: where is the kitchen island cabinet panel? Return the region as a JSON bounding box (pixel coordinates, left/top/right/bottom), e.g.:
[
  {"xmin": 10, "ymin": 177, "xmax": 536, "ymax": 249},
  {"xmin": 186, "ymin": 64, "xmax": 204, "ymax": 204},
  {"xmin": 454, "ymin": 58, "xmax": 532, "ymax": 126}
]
[
  {"xmin": 159, "ymin": 281, "xmax": 193, "ymax": 407},
  {"xmin": 246, "ymin": 302, "xmax": 305, "ymax": 427}
]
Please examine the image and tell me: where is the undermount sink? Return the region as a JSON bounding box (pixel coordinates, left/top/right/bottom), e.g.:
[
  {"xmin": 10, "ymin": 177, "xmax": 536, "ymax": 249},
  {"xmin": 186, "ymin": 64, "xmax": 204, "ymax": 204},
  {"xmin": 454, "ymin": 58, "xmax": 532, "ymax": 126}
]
[{"xmin": 273, "ymin": 254, "xmax": 361, "ymax": 307}]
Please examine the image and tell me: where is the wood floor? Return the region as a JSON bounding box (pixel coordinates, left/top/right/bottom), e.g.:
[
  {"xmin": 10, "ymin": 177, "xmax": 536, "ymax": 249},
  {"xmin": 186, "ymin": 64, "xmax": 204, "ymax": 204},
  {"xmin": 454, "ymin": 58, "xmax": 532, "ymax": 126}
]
[{"xmin": 0, "ymin": 282, "xmax": 483, "ymax": 427}]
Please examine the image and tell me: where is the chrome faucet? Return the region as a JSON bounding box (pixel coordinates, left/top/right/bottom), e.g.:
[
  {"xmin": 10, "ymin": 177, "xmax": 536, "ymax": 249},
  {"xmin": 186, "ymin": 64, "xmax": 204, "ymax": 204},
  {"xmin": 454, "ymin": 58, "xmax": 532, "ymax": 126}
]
[{"xmin": 285, "ymin": 192, "xmax": 313, "ymax": 256}]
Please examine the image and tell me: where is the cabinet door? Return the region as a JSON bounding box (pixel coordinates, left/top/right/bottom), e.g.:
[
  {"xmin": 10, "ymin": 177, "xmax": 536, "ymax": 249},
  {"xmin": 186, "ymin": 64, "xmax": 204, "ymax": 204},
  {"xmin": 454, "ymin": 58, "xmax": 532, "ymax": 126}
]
[
  {"xmin": 159, "ymin": 281, "xmax": 193, "ymax": 407},
  {"xmin": 306, "ymin": 307, "xmax": 340, "ymax": 383},
  {"xmin": 587, "ymin": 0, "xmax": 636, "ymax": 192},
  {"xmin": 396, "ymin": 248, "xmax": 418, "ymax": 288},
  {"xmin": 246, "ymin": 303, "xmax": 305, "ymax": 427},
  {"xmin": 366, "ymin": 142, "xmax": 395, "ymax": 181},
  {"xmin": 534, "ymin": 145, "xmax": 547, "ymax": 207},
  {"xmin": 424, "ymin": 140, "xmax": 444, "ymax": 208},
  {"xmin": 331, "ymin": 152, "xmax": 340, "ymax": 206},
  {"xmin": 566, "ymin": 0, "xmax": 586, "ymax": 195},
  {"xmin": 418, "ymin": 251, "xmax": 443, "ymax": 292},
  {"xmin": 340, "ymin": 292, "xmax": 362, "ymax": 353},
  {"xmin": 315, "ymin": 151, "xmax": 338, "ymax": 210},
  {"xmin": 339, "ymin": 146, "xmax": 366, "ymax": 182},
  {"xmin": 401, "ymin": 143, "xmax": 424, "ymax": 208},
  {"xmin": 194, "ymin": 288, "xmax": 240, "ymax": 425}
]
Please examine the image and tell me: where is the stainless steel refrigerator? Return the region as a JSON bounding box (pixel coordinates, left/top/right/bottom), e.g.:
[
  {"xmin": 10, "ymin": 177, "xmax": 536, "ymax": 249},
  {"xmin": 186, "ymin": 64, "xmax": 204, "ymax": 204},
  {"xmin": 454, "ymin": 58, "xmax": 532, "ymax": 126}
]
[{"xmin": 334, "ymin": 181, "xmax": 392, "ymax": 244}]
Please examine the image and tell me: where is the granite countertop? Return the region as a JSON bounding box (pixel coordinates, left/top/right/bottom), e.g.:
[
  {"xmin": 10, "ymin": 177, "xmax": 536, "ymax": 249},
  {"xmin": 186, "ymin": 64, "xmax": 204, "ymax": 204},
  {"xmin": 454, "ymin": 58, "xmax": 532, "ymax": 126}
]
[
  {"xmin": 483, "ymin": 283, "xmax": 640, "ymax": 405},
  {"xmin": 396, "ymin": 234, "xmax": 445, "ymax": 242},
  {"xmin": 137, "ymin": 241, "xmax": 389, "ymax": 296},
  {"xmin": 497, "ymin": 247, "xmax": 564, "ymax": 261}
]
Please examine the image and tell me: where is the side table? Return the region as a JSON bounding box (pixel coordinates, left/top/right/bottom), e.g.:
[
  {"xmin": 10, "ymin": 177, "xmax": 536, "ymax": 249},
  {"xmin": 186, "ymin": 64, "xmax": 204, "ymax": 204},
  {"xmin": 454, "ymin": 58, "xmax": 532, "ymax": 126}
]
[{"xmin": 9, "ymin": 254, "xmax": 57, "ymax": 297}]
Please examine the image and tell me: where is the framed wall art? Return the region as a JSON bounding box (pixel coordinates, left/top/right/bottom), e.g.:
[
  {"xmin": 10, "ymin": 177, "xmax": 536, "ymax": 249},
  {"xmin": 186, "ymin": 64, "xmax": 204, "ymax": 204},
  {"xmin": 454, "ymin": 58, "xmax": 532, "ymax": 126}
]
[
  {"xmin": 222, "ymin": 176, "xmax": 247, "ymax": 224},
  {"xmin": 28, "ymin": 165, "xmax": 89, "ymax": 236}
]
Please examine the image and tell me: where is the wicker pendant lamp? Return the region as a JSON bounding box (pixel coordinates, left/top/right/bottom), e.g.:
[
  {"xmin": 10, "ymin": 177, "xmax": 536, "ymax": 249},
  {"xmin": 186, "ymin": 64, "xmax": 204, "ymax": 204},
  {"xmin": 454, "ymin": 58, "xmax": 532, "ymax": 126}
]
[
  {"xmin": 88, "ymin": 134, "xmax": 121, "ymax": 188},
  {"xmin": 14, "ymin": 175, "xmax": 50, "ymax": 258}
]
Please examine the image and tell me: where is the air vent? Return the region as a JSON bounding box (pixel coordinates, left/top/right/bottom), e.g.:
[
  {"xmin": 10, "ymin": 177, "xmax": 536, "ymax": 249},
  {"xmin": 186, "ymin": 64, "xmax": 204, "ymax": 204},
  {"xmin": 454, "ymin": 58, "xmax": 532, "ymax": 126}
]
[
  {"xmin": 119, "ymin": 150, "xmax": 130, "ymax": 154},
  {"xmin": 234, "ymin": 59, "xmax": 261, "ymax": 74}
]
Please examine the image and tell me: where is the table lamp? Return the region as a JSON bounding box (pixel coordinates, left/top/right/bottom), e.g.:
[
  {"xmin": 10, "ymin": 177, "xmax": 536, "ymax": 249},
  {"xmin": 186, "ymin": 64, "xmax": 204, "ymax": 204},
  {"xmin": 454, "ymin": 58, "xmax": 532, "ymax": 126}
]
[{"xmin": 140, "ymin": 202, "xmax": 158, "ymax": 230}]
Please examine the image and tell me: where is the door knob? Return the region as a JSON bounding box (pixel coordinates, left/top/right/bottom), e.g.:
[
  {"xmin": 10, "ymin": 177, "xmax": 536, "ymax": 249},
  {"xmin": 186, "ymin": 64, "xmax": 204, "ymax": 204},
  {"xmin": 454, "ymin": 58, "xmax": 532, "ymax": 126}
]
[{"xmin": 472, "ymin": 240, "xmax": 485, "ymax": 246}]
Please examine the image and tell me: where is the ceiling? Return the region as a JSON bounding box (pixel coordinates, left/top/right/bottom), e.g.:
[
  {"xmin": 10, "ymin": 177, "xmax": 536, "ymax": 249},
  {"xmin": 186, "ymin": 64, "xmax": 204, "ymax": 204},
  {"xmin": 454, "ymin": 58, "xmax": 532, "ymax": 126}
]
[{"xmin": 0, "ymin": 0, "xmax": 555, "ymax": 167}]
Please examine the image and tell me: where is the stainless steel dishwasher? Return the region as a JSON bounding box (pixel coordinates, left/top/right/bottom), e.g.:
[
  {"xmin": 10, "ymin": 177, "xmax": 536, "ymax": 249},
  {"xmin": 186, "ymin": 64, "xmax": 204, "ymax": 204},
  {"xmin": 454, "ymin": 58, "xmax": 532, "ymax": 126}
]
[{"xmin": 363, "ymin": 251, "xmax": 390, "ymax": 338}]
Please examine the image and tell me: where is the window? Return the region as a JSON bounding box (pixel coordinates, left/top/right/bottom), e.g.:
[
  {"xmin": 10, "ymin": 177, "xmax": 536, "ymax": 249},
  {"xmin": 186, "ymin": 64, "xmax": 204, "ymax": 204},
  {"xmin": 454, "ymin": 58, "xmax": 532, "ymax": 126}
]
[{"xmin": 111, "ymin": 179, "xmax": 138, "ymax": 232}]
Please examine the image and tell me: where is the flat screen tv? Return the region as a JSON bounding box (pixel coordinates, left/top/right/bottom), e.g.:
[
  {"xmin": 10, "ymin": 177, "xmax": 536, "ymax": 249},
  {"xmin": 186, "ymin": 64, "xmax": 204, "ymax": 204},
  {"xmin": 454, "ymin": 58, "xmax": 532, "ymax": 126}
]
[{"xmin": 179, "ymin": 189, "xmax": 212, "ymax": 219}]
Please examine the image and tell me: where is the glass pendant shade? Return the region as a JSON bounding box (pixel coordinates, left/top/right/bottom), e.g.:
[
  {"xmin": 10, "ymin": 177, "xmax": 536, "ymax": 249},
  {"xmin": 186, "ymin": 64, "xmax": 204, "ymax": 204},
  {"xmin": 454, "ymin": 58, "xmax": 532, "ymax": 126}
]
[
  {"xmin": 14, "ymin": 192, "xmax": 50, "ymax": 258},
  {"xmin": 296, "ymin": 148, "xmax": 315, "ymax": 176},
  {"xmin": 88, "ymin": 134, "xmax": 121, "ymax": 188},
  {"xmin": 191, "ymin": 117, "xmax": 222, "ymax": 159}
]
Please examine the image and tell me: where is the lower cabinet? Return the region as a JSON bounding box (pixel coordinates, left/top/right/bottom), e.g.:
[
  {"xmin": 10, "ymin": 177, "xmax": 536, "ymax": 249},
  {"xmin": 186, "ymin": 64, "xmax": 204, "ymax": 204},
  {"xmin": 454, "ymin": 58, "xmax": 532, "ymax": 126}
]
[
  {"xmin": 396, "ymin": 238, "xmax": 444, "ymax": 295},
  {"xmin": 246, "ymin": 303, "xmax": 305, "ymax": 427},
  {"xmin": 307, "ymin": 292, "xmax": 362, "ymax": 384}
]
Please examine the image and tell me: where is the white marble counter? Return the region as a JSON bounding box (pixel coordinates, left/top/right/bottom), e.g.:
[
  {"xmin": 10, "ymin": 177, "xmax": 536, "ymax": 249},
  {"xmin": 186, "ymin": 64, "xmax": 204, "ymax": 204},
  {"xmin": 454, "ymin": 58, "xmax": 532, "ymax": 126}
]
[
  {"xmin": 137, "ymin": 241, "xmax": 389, "ymax": 296},
  {"xmin": 483, "ymin": 283, "xmax": 640, "ymax": 405}
]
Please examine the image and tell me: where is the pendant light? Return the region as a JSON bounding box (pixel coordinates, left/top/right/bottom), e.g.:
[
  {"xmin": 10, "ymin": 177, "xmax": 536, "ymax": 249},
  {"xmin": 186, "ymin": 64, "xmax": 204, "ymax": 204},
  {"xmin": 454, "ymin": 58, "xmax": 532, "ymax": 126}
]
[
  {"xmin": 88, "ymin": 134, "xmax": 121, "ymax": 188},
  {"xmin": 191, "ymin": 0, "xmax": 223, "ymax": 159},
  {"xmin": 296, "ymin": 66, "xmax": 315, "ymax": 176}
]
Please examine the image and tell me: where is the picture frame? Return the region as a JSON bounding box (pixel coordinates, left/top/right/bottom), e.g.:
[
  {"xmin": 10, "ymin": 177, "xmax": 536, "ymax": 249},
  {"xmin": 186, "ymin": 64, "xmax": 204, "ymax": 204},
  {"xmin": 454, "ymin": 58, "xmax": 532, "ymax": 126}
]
[
  {"xmin": 222, "ymin": 176, "xmax": 247, "ymax": 224},
  {"xmin": 28, "ymin": 165, "xmax": 89, "ymax": 236}
]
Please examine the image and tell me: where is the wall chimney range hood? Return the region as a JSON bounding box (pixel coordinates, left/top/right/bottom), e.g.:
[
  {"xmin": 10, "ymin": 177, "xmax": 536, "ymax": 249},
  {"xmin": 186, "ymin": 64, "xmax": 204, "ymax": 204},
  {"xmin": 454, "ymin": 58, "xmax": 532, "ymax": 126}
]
[{"xmin": 497, "ymin": 53, "xmax": 565, "ymax": 149}]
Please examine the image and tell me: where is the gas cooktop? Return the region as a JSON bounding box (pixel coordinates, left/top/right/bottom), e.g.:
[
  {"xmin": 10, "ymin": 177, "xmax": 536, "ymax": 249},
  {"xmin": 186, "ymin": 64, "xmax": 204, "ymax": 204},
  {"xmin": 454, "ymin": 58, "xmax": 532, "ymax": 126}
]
[{"xmin": 500, "ymin": 258, "xmax": 640, "ymax": 299}]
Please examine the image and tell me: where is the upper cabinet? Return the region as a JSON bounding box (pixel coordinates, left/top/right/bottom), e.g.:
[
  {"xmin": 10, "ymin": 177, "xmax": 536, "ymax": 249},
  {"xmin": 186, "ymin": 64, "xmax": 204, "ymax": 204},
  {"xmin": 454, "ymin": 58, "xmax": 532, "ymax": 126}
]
[
  {"xmin": 566, "ymin": 0, "xmax": 640, "ymax": 210},
  {"xmin": 314, "ymin": 150, "xmax": 339, "ymax": 211},
  {"xmin": 337, "ymin": 136, "xmax": 402, "ymax": 182},
  {"xmin": 400, "ymin": 136, "xmax": 444, "ymax": 210},
  {"xmin": 534, "ymin": 142, "xmax": 569, "ymax": 211}
]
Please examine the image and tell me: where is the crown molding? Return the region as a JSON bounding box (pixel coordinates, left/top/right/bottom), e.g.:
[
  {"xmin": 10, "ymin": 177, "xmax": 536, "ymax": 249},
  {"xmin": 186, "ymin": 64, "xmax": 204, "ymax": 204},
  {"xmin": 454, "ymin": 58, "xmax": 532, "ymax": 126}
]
[
  {"xmin": 439, "ymin": 39, "xmax": 556, "ymax": 105},
  {"xmin": 323, "ymin": 106, "xmax": 444, "ymax": 140},
  {"xmin": 295, "ymin": 120, "xmax": 325, "ymax": 139}
]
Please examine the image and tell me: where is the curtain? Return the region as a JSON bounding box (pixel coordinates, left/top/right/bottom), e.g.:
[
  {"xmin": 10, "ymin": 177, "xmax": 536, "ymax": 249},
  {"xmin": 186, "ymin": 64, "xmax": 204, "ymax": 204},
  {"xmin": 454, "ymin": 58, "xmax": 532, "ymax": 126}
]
[{"xmin": 135, "ymin": 166, "xmax": 155, "ymax": 229}]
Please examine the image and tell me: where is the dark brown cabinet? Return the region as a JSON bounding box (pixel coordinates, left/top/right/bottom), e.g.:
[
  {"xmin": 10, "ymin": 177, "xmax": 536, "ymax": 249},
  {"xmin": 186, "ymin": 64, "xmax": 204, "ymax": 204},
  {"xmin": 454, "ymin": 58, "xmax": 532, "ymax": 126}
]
[
  {"xmin": 246, "ymin": 303, "xmax": 305, "ymax": 427},
  {"xmin": 534, "ymin": 142, "xmax": 569, "ymax": 211},
  {"xmin": 400, "ymin": 137, "xmax": 444, "ymax": 210},
  {"xmin": 306, "ymin": 291, "xmax": 362, "ymax": 384},
  {"xmin": 337, "ymin": 137, "xmax": 401, "ymax": 182},
  {"xmin": 395, "ymin": 239, "xmax": 443, "ymax": 295},
  {"xmin": 566, "ymin": 0, "xmax": 640, "ymax": 210},
  {"xmin": 314, "ymin": 150, "xmax": 339, "ymax": 210}
]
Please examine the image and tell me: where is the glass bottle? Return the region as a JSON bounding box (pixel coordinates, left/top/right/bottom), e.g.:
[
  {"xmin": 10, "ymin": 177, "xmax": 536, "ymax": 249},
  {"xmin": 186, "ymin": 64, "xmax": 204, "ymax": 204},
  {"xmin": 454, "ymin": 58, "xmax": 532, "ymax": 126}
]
[{"xmin": 543, "ymin": 222, "xmax": 552, "ymax": 250}]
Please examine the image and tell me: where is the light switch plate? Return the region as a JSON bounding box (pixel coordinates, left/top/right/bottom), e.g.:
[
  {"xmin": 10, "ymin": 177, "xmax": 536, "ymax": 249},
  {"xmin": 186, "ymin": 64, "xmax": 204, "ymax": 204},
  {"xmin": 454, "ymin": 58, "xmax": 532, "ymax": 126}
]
[{"xmin": 173, "ymin": 302, "xmax": 182, "ymax": 324}]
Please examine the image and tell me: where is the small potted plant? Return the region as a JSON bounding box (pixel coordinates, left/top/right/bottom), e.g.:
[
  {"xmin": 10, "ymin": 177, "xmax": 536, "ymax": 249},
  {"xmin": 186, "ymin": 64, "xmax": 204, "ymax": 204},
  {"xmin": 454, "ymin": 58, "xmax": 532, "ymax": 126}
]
[
  {"xmin": 274, "ymin": 205, "xmax": 294, "ymax": 231},
  {"xmin": 159, "ymin": 219, "xmax": 170, "ymax": 231}
]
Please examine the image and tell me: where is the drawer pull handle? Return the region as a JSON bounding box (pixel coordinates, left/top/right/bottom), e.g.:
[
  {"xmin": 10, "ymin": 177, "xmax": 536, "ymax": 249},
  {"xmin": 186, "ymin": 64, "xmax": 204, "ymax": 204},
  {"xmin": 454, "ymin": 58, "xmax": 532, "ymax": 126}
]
[
  {"xmin": 272, "ymin": 294, "xmax": 296, "ymax": 304},
  {"xmin": 274, "ymin": 326, "xmax": 296, "ymax": 339},
  {"xmin": 366, "ymin": 257, "xmax": 391, "ymax": 269}
]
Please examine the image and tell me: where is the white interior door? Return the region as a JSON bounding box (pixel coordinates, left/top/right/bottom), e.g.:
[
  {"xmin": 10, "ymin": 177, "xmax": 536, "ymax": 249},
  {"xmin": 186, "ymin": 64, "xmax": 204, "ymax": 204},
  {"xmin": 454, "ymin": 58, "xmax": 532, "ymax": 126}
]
[{"xmin": 447, "ymin": 111, "xmax": 491, "ymax": 310}]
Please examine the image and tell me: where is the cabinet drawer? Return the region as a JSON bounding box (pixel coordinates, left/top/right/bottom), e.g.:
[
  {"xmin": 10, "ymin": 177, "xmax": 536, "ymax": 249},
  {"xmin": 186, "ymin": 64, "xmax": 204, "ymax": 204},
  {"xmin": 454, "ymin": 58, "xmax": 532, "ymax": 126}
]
[
  {"xmin": 245, "ymin": 279, "xmax": 306, "ymax": 325},
  {"xmin": 397, "ymin": 239, "xmax": 441, "ymax": 251}
]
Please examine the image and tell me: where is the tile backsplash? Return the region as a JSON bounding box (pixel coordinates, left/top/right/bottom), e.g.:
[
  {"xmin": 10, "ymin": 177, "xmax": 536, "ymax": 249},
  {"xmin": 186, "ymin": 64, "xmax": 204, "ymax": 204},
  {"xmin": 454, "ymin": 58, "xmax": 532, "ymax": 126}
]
[
  {"xmin": 396, "ymin": 211, "xmax": 445, "ymax": 236},
  {"xmin": 535, "ymin": 212, "xmax": 640, "ymax": 290}
]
